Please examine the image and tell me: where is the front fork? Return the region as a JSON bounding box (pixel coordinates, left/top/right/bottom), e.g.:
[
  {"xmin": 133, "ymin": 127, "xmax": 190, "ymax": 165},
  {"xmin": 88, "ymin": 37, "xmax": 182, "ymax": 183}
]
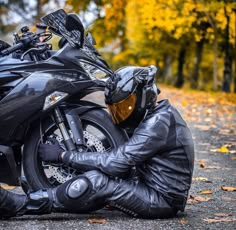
[{"xmin": 52, "ymin": 107, "xmax": 85, "ymax": 151}]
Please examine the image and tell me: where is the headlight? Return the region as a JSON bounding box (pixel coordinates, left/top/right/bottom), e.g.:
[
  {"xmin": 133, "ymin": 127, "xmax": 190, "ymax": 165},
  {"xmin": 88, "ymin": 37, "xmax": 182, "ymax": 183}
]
[
  {"xmin": 43, "ymin": 91, "xmax": 68, "ymax": 110},
  {"xmin": 79, "ymin": 61, "xmax": 107, "ymax": 80}
]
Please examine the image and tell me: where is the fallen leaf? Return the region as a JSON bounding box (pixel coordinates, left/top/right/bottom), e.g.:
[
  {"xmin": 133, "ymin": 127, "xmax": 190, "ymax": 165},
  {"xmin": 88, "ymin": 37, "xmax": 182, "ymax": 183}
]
[
  {"xmin": 199, "ymin": 160, "xmax": 205, "ymax": 168},
  {"xmin": 194, "ymin": 125, "xmax": 210, "ymax": 131},
  {"xmin": 229, "ymin": 150, "xmax": 236, "ymax": 154},
  {"xmin": 187, "ymin": 195, "xmax": 212, "ymax": 204},
  {"xmin": 179, "ymin": 218, "xmax": 188, "ymax": 224},
  {"xmin": 0, "ymin": 184, "xmax": 16, "ymax": 190},
  {"xmin": 198, "ymin": 189, "xmax": 213, "ymax": 195},
  {"xmin": 204, "ymin": 165, "xmax": 221, "ymax": 169},
  {"xmin": 210, "ymin": 148, "xmax": 218, "ymax": 153},
  {"xmin": 194, "ymin": 196, "xmax": 212, "ymax": 202},
  {"xmin": 221, "ymin": 186, "xmax": 236, "ymax": 192},
  {"xmin": 224, "ymin": 144, "xmax": 232, "ymax": 148},
  {"xmin": 88, "ymin": 218, "xmax": 107, "ymax": 224},
  {"xmin": 203, "ymin": 218, "xmax": 236, "ymax": 223},
  {"xmin": 214, "ymin": 213, "xmax": 232, "ymax": 217},
  {"xmin": 217, "ymin": 145, "xmax": 230, "ymax": 153},
  {"xmin": 231, "ymin": 156, "xmax": 236, "ymax": 160},
  {"xmin": 181, "ymin": 100, "xmax": 188, "ymax": 107},
  {"xmin": 206, "ymin": 108, "xmax": 212, "ymax": 114},
  {"xmin": 192, "ymin": 177, "xmax": 209, "ymax": 181},
  {"xmin": 208, "ymin": 98, "xmax": 215, "ymax": 103}
]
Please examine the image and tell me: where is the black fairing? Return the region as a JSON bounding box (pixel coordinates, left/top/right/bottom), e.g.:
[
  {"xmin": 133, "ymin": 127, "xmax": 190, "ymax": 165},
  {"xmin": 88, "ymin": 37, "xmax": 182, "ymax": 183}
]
[{"xmin": 0, "ymin": 43, "xmax": 112, "ymax": 145}]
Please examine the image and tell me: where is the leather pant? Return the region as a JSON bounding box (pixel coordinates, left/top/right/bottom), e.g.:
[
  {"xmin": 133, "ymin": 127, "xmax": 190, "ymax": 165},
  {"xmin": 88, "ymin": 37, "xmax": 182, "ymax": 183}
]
[{"xmin": 53, "ymin": 170, "xmax": 178, "ymax": 219}]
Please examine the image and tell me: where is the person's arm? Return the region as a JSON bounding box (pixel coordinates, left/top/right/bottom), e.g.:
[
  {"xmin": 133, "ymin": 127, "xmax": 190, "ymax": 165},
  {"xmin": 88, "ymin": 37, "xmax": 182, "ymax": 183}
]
[{"xmin": 62, "ymin": 112, "xmax": 171, "ymax": 178}]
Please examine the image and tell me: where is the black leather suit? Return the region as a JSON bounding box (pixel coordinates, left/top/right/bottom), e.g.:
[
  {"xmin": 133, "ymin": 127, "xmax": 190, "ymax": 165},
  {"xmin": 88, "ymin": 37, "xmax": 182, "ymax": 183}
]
[
  {"xmin": 52, "ymin": 99, "xmax": 194, "ymax": 218},
  {"xmin": 0, "ymin": 99, "xmax": 194, "ymax": 219}
]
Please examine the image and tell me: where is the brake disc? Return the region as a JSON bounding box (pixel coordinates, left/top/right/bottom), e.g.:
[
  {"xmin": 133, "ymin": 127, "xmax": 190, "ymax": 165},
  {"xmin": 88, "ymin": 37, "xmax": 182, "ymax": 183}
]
[{"xmin": 46, "ymin": 130, "xmax": 105, "ymax": 184}]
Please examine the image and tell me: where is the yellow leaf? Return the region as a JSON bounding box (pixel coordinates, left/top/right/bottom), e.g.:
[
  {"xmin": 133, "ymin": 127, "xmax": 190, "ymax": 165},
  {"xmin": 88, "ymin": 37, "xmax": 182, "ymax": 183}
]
[
  {"xmin": 181, "ymin": 100, "xmax": 188, "ymax": 107},
  {"xmin": 221, "ymin": 186, "xmax": 236, "ymax": 192},
  {"xmin": 198, "ymin": 189, "xmax": 213, "ymax": 195},
  {"xmin": 208, "ymin": 98, "xmax": 215, "ymax": 103},
  {"xmin": 217, "ymin": 145, "xmax": 229, "ymax": 153}
]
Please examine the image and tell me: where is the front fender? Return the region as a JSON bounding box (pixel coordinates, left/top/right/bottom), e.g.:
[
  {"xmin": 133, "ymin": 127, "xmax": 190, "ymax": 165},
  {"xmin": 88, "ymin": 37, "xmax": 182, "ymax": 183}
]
[{"xmin": 63, "ymin": 100, "xmax": 106, "ymax": 116}]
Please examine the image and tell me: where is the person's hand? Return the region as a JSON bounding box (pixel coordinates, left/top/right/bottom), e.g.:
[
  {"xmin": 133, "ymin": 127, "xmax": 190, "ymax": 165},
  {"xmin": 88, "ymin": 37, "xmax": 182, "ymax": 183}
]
[{"xmin": 38, "ymin": 138, "xmax": 64, "ymax": 163}]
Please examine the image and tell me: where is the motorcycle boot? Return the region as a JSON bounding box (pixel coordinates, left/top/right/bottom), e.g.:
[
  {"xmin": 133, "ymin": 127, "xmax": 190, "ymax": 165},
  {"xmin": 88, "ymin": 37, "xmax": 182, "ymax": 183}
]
[
  {"xmin": 0, "ymin": 186, "xmax": 26, "ymax": 219},
  {"xmin": 0, "ymin": 186, "xmax": 54, "ymax": 218},
  {"xmin": 17, "ymin": 189, "xmax": 54, "ymax": 216}
]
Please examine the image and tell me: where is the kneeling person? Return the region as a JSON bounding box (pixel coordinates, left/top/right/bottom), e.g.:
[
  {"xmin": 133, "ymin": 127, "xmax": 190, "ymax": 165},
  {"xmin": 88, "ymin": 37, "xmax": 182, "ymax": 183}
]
[{"xmin": 0, "ymin": 65, "xmax": 194, "ymax": 219}]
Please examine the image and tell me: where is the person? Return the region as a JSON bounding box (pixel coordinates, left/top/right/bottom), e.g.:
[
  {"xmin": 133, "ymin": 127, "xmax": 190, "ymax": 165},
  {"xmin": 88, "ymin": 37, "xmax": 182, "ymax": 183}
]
[{"xmin": 0, "ymin": 65, "xmax": 194, "ymax": 219}]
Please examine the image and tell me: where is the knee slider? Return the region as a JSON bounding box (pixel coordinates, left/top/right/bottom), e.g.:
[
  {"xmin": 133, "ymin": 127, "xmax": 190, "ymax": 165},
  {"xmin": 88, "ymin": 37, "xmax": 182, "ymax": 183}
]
[
  {"xmin": 55, "ymin": 176, "xmax": 93, "ymax": 211},
  {"xmin": 66, "ymin": 177, "xmax": 90, "ymax": 199}
]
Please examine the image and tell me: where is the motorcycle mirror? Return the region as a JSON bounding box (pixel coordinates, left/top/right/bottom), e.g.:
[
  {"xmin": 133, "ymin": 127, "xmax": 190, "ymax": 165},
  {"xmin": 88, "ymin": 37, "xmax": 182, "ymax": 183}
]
[
  {"xmin": 86, "ymin": 32, "xmax": 96, "ymax": 46},
  {"xmin": 65, "ymin": 14, "xmax": 85, "ymax": 47}
]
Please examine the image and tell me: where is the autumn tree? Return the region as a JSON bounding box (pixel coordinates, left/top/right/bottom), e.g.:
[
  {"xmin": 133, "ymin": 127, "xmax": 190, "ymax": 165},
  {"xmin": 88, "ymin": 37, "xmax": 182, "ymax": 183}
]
[{"xmin": 0, "ymin": 0, "xmax": 25, "ymax": 36}]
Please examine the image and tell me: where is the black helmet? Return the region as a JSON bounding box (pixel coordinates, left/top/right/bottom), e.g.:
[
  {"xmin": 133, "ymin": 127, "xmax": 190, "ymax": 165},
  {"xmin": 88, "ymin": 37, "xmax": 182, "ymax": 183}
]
[{"xmin": 105, "ymin": 65, "xmax": 160, "ymax": 128}]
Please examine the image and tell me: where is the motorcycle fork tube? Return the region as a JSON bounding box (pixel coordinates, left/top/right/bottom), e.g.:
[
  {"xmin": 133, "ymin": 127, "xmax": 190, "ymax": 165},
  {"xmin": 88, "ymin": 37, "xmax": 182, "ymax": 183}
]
[
  {"xmin": 53, "ymin": 107, "xmax": 76, "ymax": 151},
  {"xmin": 65, "ymin": 110, "xmax": 85, "ymax": 146}
]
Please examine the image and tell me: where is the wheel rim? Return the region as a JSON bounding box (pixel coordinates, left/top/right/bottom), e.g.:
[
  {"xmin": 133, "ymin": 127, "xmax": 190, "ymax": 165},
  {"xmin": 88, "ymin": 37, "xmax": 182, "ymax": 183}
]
[{"xmin": 36, "ymin": 118, "xmax": 116, "ymax": 187}]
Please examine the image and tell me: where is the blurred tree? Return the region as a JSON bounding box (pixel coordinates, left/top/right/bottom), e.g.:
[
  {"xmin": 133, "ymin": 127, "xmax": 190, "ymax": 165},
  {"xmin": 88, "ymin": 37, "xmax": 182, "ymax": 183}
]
[
  {"xmin": 1, "ymin": 0, "xmax": 235, "ymax": 92},
  {"xmin": 222, "ymin": 0, "xmax": 233, "ymax": 92},
  {"xmin": 0, "ymin": 0, "xmax": 25, "ymax": 36}
]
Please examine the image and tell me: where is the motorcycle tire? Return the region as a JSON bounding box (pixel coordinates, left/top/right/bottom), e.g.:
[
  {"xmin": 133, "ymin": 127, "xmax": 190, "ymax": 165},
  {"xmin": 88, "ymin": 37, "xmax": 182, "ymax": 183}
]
[{"xmin": 23, "ymin": 108, "xmax": 128, "ymax": 190}]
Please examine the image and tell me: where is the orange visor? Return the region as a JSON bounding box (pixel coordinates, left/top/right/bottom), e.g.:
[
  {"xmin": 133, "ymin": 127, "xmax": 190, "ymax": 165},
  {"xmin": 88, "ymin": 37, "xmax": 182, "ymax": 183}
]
[{"xmin": 107, "ymin": 94, "xmax": 137, "ymax": 124}]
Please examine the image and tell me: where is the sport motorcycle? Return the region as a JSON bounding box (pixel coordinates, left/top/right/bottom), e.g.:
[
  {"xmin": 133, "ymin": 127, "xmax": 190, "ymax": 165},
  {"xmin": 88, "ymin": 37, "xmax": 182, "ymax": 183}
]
[{"xmin": 0, "ymin": 9, "xmax": 128, "ymax": 190}]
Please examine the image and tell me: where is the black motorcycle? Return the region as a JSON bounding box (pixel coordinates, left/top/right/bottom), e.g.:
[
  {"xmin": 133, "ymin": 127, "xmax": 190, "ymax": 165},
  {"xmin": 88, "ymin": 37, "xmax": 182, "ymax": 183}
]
[{"xmin": 0, "ymin": 9, "xmax": 128, "ymax": 190}]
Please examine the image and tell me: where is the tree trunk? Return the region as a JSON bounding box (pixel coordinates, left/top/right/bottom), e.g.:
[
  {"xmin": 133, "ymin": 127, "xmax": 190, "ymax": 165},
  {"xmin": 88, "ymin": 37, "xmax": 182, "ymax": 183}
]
[
  {"xmin": 222, "ymin": 5, "xmax": 232, "ymax": 92},
  {"xmin": 233, "ymin": 9, "xmax": 236, "ymax": 93},
  {"xmin": 212, "ymin": 38, "xmax": 218, "ymax": 91},
  {"xmin": 175, "ymin": 46, "xmax": 186, "ymax": 88},
  {"xmin": 163, "ymin": 54, "xmax": 172, "ymax": 84},
  {"xmin": 191, "ymin": 39, "xmax": 204, "ymax": 89}
]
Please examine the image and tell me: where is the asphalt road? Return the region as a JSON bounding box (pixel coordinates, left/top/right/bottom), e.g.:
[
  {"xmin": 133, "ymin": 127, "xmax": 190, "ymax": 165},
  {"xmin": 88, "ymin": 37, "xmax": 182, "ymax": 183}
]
[{"xmin": 1, "ymin": 89, "xmax": 235, "ymax": 230}]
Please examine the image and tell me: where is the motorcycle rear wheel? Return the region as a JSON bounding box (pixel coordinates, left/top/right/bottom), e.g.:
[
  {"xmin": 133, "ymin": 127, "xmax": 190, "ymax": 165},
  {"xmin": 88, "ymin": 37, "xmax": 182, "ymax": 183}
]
[{"xmin": 23, "ymin": 108, "xmax": 128, "ymax": 190}]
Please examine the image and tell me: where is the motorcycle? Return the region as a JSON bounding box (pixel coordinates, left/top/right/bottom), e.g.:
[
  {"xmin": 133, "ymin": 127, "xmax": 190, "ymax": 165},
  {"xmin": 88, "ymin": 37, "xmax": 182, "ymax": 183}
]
[{"xmin": 0, "ymin": 9, "xmax": 128, "ymax": 190}]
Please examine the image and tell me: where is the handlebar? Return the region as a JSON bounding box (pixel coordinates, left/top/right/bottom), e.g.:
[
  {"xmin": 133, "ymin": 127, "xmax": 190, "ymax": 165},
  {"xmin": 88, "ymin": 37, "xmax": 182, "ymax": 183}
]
[
  {"xmin": 0, "ymin": 26, "xmax": 51, "ymax": 58},
  {"xmin": 1, "ymin": 42, "xmax": 24, "ymax": 56}
]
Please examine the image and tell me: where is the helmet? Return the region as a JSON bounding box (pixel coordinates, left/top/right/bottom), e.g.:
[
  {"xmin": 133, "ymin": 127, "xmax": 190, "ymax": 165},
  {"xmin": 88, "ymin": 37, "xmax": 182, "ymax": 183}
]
[{"xmin": 105, "ymin": 65, "xmax": 160, "ymax": 128}]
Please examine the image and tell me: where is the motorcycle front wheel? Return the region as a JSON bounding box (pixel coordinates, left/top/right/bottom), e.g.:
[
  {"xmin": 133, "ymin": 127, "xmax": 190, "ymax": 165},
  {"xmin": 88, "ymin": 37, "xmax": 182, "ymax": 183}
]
[{"xmin": 23, "ymin": 108, "xmax": 128, "ymax": 190}]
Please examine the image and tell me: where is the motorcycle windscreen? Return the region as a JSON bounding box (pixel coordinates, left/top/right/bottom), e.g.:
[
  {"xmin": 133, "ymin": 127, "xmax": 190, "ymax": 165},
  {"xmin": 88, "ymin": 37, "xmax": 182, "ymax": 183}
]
[{"xmin": 41, "ymin": 9, "xmax": 84, "ymax": 48}]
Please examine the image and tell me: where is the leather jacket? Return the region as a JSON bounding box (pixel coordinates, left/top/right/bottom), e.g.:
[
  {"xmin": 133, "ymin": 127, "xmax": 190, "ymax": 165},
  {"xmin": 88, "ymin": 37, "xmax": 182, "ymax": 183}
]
[{"xmin": 64, "ymin": 99, "xmax": 194, "ymax": 203}]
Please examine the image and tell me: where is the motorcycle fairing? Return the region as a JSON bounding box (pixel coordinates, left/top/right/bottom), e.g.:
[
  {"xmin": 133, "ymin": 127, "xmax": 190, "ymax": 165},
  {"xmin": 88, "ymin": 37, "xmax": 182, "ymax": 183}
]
[{"xmin": 0, "ymin": 69, "xmax": 95, "ymax": 144}]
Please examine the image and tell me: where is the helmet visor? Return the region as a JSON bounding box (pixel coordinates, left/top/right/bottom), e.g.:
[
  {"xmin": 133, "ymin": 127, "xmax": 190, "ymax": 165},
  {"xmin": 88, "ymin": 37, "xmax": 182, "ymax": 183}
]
[{"xmin": 106, "ymin": 93, "xmax": 137, "ymax": 124}]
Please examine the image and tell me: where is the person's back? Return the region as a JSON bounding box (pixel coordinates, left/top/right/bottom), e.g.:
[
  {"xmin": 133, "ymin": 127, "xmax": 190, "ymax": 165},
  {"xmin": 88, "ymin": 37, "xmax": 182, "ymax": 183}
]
[{"xmin": 134, "ymin": 99, "xmax": 194, "ymax": 210}]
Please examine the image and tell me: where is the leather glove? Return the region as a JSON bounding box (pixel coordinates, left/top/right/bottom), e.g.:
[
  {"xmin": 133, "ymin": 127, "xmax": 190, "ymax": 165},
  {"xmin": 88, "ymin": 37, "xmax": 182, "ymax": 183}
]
[{"xmin": 38, "ymin": 138, "xmax": 64, "ymax": 163}]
